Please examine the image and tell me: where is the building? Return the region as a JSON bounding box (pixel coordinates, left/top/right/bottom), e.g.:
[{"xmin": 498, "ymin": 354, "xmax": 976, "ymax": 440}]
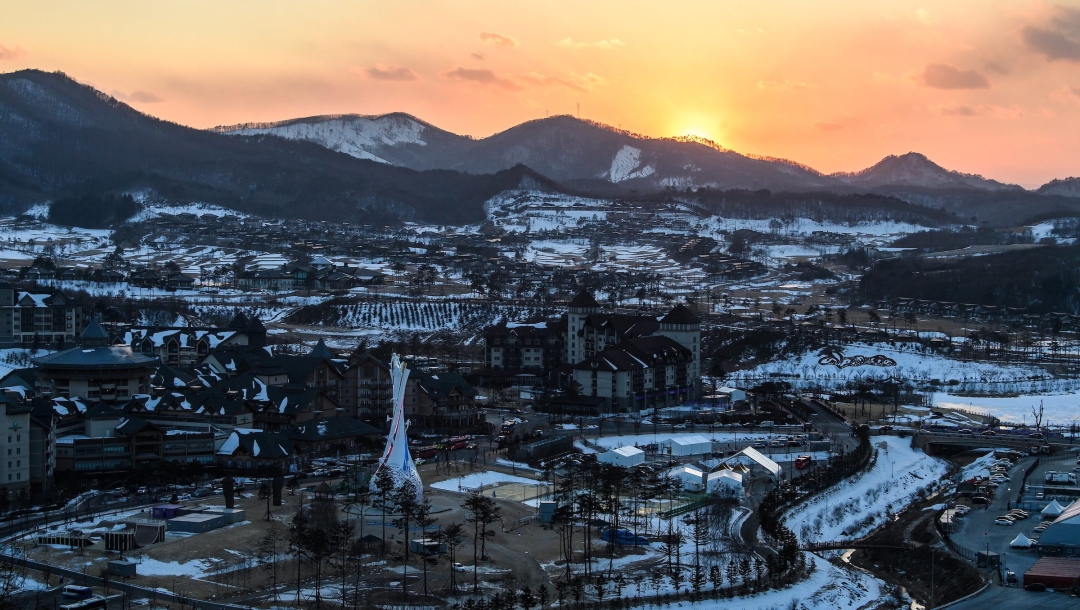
[
  {"xmin": 597, "ymin": 445, "xmax": 645, "ymax": 467},
  {"xmin": 0, "ymin": 285, "xmax": 83, "ymax": 348},
  {"xmin": 663, "ymin": 435, "xmax": 712, "ymax": 457},
  {"xmin": 32, "ymin": 345, "xmax": 158, "ymax": 401},
  {"xmin": 572, "ymin": 335, "xmax": 696, "ymax": 414},
  {"xmin": 1023, "ymin": 557, "xmax": 1080, "ymax": 590},
  {"xmin": 1037, "ymin": 500, "xmax": 1080, "ymax": 557},
  {"xmin": 0, "ymin": 394, "xmax": 31, "ymax": 491},
  {"xmin": 484, "ymin": 322, "xmax": 564, "ymax": 375}
]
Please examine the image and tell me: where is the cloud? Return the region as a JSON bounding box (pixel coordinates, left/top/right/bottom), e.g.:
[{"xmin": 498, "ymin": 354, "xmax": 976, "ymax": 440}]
[
  {"xmin": 758, "ymin": 80, "xmax": 817, "ymax": 90},
  {"xmin": 366, "ymin": 64, "xmax": 420, "ymax": 81},
  {"xmin": 942, "ymin": 105, "xmax": 979, "ymax": 116},
  {"xmin": 479, "ymin": 32, "xmax": 518, "ymax": 48},
  {"xmin": 940, "ymin": 104, "xmax": 1024, "ymax": 118},
  {"xmin": 918, "ymin": 64, "xmax": 990, "ymax": 89},
  {"xmin": 111, "ymin": 89, "xmax": 165, "ymax": 103},
  {"xmin": 812, "ymin": 121, "xmax": 843, "ymax": 131},
  {"xmin": 442, "ymin": 67, "xmax": 521, "ymax": 91},
  {"xmin": 521, "ymin": 72, "xmax": 606, "ymax": 93},
  {"xmin": 1022, "ymin": 6, "xmax": 1080, "ymax": 61},
  {"xmin": 470, "ymin": 52, "xmax": 485, "ymax": 60},
  {"xmin": 984, "ymin": 62, "xmax": 1009, "ymax": 75},
  {"xmin": 555, "ymin": 37, "xmax": 624, "ymax": 50},
  {"xmin": 0, "ymin": 43, "xmax": 27, "ymax": 60},
  {"xmin": 914, "ymin": 8, "xmax": 937, "ymax": 26},
  {"xmin": 1050, "ymin": 86, "xmax": 1080, "ymax": 104}
]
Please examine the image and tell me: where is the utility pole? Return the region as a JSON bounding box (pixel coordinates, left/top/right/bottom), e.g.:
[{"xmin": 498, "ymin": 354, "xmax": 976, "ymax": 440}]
[{"xmin": 576, "ymin": 103, "xmax": 580, "ymax": 118}]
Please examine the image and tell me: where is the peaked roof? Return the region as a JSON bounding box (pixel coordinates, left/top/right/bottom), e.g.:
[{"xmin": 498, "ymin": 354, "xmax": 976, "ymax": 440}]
[
  {"xmin": 661, "ymin": 304, "xmax": 701, "ymax": 325},
  {"xmin": 568, "ymin": 290, "xmax": 600, "ymax": 309},
  {"xmin": 82, "ymin": 320, "xmax": 109, "ymax": 339},
  {"xmin": 1043, "ymin": 499, "xmax": 1066, "ymax": 516},
  {"xmin": 310, "ymin": 339, "xmax": 332, "ymax": 359}
]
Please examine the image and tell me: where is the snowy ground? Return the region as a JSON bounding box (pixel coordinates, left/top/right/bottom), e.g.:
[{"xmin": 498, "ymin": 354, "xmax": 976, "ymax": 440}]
[
  {"xmin": 681, "ymin": 553, "xmax": 885, "ymax": 610},
  {"xmin": 959, "ymin": 451, "xmax": 998, "ymax": 481},
  {"xmin": 785, "ymin": 436, "xmax": 949, "ymax": 544},
  {"xmin": 429, "ymin": 471, "xmax": 539, "ymax": 492},
  {"xmin": 730, "ymin": 342, "xmax": 1080, "ymax": 424},
  {"xmin": 933, "ymin": 390, "xmax": 1080, "ymax": 425}
]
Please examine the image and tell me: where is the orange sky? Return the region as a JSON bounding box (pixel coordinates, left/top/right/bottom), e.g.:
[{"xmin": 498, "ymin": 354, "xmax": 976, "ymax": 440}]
[{"xmin": 3, "ymin": 0, "xmax": 1080, "ymax": 186}]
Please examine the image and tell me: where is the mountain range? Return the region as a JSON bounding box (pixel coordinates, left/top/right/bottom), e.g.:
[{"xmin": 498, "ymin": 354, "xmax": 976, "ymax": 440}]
[
  {"xmin": 0, "ymin": 69, "xmax": 555, "ymax": 225},
  {"xmin": 219, "ymin": 113, "xmax": 1032, "ymax": 193},
  {"xmin": 1, "ymin": 68, "xmax": 1078, "ymax": 227}
]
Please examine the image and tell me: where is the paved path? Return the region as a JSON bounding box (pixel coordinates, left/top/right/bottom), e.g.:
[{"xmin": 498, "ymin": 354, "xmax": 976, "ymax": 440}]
[{"xmin": 945, "ymin": 584, "xmax": 1078, "ymax": 610}]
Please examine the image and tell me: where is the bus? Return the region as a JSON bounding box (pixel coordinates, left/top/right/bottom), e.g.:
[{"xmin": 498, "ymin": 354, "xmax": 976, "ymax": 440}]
[
  {"xmin": 448, "ymin": 437, "xmax": 469, "ymax": 451},
  {"xmin": 61, "ymin": 586, "xmax": 93, "ymax": 600},
  {"xmin": 794, "ymin": 455, "xmax": 813, "ymax": 470},
  {"xmin": 415, "ymin": 446, "xmax": 439, "ymax": 459}
]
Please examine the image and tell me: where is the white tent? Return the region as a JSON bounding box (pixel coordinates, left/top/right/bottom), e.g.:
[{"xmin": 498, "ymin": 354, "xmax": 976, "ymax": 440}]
[
  {"xmin": 722, "ymin": 446, "xmax": 782, "ymax": 478},
  {"xmin": 706, "ymin": 470, "xmax": 744, "ymax": 497},
  {"xmin": 597, "ymin": 445, "xmax": 645, "ymax": 467},
  {"xmin": 664, "ymin": 435, "xmax": 712, "ymax": 457},
  {"xmin": 669, "ymin": 465, "xmax": 708, "ymax": 491},
  {"xmin": 1043, "ymin": 499, "xmax": 1066, "ymax": 518},
  {"xmin": 1009, "ymin": 533, "xmax": 1034, "ymax": 548}
]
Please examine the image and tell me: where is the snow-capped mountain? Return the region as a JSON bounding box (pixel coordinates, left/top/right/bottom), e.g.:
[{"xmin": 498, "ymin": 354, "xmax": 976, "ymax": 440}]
[
  {"xmin": 220, "ymin": 114, "xmax": 835, "ymax": 192},
  {"xmin": 215, "ymin": 113, "xmax": 473, "ymax": 169},
  {"xmin": 832, "ymin": 152, "xmax": 1021, "ymax": 191},
  {"xmin": 219, "ymin": 114, "xmax": 1048, "ymax": 195}
]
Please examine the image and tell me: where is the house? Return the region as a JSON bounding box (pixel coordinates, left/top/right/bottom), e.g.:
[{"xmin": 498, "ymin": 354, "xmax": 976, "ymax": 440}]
[
  {"xmin": 0, "ymin": 285, "xmax": 83, "ymax": 348},
  {"xmin": 166, "ymin": 274, "xmax": 196, "ymax": 290},
  {"xmin": 216, "ymin": 428, "xmax": 299, "ymax": 472}
]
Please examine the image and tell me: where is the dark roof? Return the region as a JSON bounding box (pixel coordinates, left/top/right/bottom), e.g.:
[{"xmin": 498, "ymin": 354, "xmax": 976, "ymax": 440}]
[
  {"xmin": 116, "ymin": 416, "xmax": 156, "ymax": 436},
  {"xmin": 582, "ymin": 313, "xmax": 659, "ymax": 339},
  {"xmin": 310, "ymin": 339, "xmax": 332, "ymax": 359},
  {"xmin": 33, "ymin": 346, "xmax": 158, "ymax": 369},
  {"xmin": 573, "ymin": 335, "xmax": 692, "ymax": 372},
  {"xmin": 568, "ymin": 290, "xmax": 600, "ymax": 309},
  {"xmin": 81, "ymin": 320, "xmax": 109, "ymax": 339},
  {"xmin": 661, "ymin": 304, "xmax": 701, "ymax": 326},
  {"xmin": 414, "ymin": 370, "xmax": 477, "ymax": 400},
  {"xmin": 290, "ymin": 416, "xmax": 382, "ymax": 441}
]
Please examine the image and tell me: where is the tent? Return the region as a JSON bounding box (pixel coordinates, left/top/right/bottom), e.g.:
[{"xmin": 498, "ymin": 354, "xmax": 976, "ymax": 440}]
[
  {"xmin": 1009, "ymin": 533, "xmax": 1034, "ymax": 548},
  {"xmin": 598, "ymin": 445, "xmax": 645, "ymax": 467},
  {"xmin": 1042, "ymin": 499, "xmax": 1066, "ymax": 519}
]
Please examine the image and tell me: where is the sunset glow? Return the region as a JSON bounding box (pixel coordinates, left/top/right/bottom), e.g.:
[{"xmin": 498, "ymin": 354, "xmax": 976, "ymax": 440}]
[{"xmin": 4, "ymin": 1, "xmax": 1080, "ymax": 185}]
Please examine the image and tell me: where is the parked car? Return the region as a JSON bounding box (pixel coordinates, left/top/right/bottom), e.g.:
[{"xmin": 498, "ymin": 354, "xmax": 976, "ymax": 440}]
[
  {"xmin": 994, "ymin": 518, "xmax": 1015, "ymax": 526},
  {"xmin": 1024, "ymin": 582, "xmax": 1046, "ymax": 592}
]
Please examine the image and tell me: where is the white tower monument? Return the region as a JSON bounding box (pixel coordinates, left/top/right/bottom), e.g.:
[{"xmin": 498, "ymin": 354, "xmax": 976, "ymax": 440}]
[{"xmin": 370, "ymin": 354, "xmax": 423, "ymax": 500}]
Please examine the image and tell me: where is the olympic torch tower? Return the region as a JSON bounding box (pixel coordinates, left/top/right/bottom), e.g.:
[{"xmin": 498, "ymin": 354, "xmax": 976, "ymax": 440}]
[{"xmin": 370, "ymin": 354, "xmax": 423, "ymax": 501}]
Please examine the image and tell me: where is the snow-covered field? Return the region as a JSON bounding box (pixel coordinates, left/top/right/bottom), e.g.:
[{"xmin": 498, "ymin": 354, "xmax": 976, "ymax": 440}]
[
  {"xmin": 731, "ymin": 342, "xmax": 1080, "ymax": 423},
  {"xmin": 934, "ymin": 390, "xmax": 1080, "ymax": 425},
  {"xmin": 430, "ymin": 471, "xmax": 539, "ymax": 492},
  {"xmin": 786, "ymin": 436, "xmax": 948, "ymax": 543}
]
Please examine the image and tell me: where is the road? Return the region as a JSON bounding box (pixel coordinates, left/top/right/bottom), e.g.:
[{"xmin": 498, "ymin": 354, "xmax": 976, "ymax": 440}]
[{"xmin": 945, "ymin": 584, "xmax": 1078, "ymax": 609}]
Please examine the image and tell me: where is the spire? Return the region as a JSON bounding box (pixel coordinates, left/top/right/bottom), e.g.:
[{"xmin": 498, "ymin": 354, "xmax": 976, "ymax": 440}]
[{"xmin": 310, "ymin": 338, "xmax": 332, "ymax": 359}]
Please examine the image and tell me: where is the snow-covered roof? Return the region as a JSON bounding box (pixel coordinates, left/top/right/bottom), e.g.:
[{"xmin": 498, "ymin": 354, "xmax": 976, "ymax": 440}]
[
  {"xmin": 670, "ymin": 435, "xmax": 711, "ymax": 446},
  {"xmin": 1043, "ymin": 499, "xmax": 1066, "ymax": 516},
  {"xmin": 612, "ymin": 445, "xmax": 644, "ymax": 457},
  {"xmin": 723, "ymin": 446, "xmax": 781, "ymax": 477}
]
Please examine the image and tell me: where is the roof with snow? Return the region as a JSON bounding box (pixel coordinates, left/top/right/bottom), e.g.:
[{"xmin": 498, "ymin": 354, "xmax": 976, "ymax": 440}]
[
  {"xmin": 33, "ymin": 346, "xmax": 158, "ymax": 369},
  {"xmin": 572, "ymin": 335, "xmax": 692, "ymax": 373},
  {"xmin": 611, "ymin": 445, "xmax": 644, "ymax": 457},
  {"xmin": 1043, "ymin": 499, "xmax": 1066, "ymax": 516},
  {"xmin": 723, "ymin": 446, "xmax": 781, "ymax": 477}
]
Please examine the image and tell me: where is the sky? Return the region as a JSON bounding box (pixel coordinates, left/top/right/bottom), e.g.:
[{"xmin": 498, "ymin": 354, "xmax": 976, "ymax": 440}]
[{"xmin": 2, "ymin": 1, "xmax": 1080, "ymax": 187}]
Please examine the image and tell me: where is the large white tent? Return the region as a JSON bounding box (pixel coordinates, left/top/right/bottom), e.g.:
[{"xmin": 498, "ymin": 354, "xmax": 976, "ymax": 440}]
[
  {"xmin": 663, "ymin": 435, "xmax": 712, "ymax": 457},
  {"xmin": 1042, "ymin": 499, "xmax": 1066, "ymax": 519},
  {"xmin": 597, "ymin": 445, "xmax": 645, "ymax": 467},
  {"xmin": 1009, "ymin": 533, "xmax": 1034, "ymax": 548}
]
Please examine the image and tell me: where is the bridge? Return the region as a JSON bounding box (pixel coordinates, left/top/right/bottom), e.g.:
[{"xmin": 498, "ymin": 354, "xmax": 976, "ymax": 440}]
[
  {"xmin": 906, "ymin": 431, "xmax": 1067, "ymax": 454},
  {"xmin": 802, "ymin": 541, "xmax": 915, "ymax": 552}
]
